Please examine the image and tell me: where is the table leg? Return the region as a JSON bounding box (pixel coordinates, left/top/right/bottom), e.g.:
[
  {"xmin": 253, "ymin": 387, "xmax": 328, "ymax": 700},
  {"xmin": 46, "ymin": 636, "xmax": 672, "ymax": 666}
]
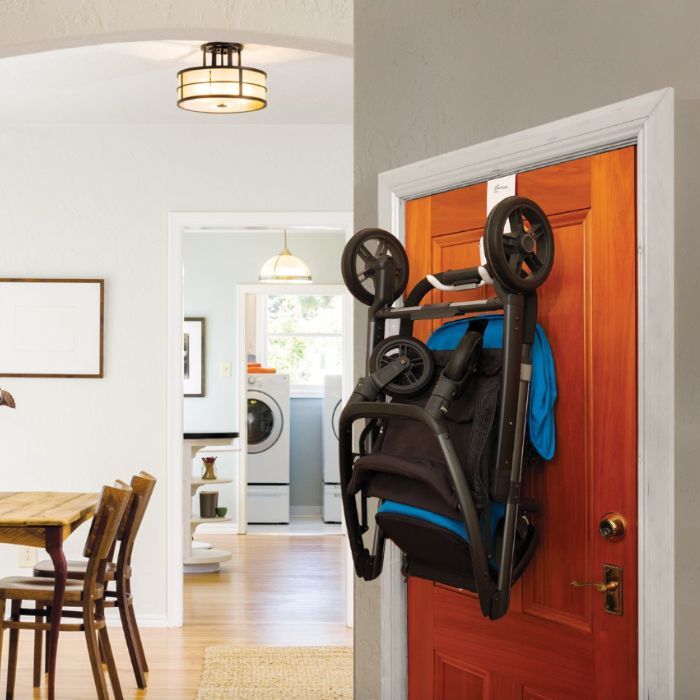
[{"xmin": 45, "ymin": 526, "xmax": 66, "ymax": 700}]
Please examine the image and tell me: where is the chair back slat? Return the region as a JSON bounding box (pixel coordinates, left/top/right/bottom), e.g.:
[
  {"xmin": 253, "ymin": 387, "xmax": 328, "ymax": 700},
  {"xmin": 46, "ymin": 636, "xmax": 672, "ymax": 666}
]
[
  {"xmin": 82, "ymin": 482, "xmax": 132, "ymax": 595},
  {"xmin": 116, "ymin": 471, "xmax": 157, "ymax": 571}
]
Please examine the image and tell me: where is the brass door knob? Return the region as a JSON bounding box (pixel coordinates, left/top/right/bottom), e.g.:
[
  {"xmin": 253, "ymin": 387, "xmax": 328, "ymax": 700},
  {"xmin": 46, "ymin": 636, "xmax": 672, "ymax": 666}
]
[{"xmin": 599, "ymin": 512, "xmax": 626, "ymax": 541}]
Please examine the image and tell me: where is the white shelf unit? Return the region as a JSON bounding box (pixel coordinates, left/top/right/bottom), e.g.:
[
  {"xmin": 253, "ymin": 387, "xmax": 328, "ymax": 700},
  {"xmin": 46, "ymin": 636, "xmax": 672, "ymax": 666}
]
[{"xmin": 183, "ymin": 436, "xmax": 239, "ymax": 574}]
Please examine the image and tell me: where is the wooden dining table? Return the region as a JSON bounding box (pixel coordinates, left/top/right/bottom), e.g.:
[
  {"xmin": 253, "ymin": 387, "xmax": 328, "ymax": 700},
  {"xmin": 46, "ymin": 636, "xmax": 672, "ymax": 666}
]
[{"xmin": 0, "ymin": 491, "xmax": 98, "ymax": 700}]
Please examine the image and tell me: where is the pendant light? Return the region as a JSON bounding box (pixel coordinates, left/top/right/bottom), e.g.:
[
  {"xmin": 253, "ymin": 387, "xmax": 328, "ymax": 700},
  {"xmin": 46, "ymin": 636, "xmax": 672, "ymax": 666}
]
[
  {"xmin": 259, "ymin": 229, "xmax": 312, "ymax": 284},
  {"xmin": 177, "ymin": 42, "xmax": 267, "ymax": 114}
]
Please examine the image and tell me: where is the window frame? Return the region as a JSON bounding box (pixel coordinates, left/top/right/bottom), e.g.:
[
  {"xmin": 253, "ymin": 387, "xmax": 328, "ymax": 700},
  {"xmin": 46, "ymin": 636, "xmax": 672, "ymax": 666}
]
[{"xmin": 259, "ymin": 292, "xmax": 344, "ymax": 398}]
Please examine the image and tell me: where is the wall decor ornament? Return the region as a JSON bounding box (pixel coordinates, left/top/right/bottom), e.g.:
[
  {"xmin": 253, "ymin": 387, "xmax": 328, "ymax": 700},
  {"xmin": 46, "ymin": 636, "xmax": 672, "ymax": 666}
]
[
  {"xmin": 0, "ymin": 388, "xmax": 15, "ymax": 408},
  {"xmin": 0, "ymin": 279, "xmax": 104, "ymax": 378},
  {"xmin": 183, "ymin": 317, "xmax": 205, "ymax": 397}
]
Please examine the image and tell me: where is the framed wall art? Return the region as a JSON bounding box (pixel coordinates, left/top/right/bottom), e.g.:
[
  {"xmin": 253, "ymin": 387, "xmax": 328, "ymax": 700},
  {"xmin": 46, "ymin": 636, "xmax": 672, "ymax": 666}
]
[
  {"xmin": 0, "ymin": 278, "xmax": 104, "ymax": 378},
  {"xmin": 183, "ymin": 317, "xmax": 205, "ymax": 397}
]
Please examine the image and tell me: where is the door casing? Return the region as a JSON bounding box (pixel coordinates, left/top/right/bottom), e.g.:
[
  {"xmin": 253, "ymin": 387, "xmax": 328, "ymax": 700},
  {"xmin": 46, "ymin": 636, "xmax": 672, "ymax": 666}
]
[
  {"xmin": 166, "ymin": 212, "xmax": 354, "ymax": 629},
  {"xmin": 375, "ymin": 88, "xmax": 674, "ymax": 700}
]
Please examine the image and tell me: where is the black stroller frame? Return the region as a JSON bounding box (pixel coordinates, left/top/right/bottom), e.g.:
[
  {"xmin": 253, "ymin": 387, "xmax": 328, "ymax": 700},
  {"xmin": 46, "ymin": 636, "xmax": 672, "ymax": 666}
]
[{"xmin": 339, "ymin": 196, "xmax": 555, "ymax": 620}]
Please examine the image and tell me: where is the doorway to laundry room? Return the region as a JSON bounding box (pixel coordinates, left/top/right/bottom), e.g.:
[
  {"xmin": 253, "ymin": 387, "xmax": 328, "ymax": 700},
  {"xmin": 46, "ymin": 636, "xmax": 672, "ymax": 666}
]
[{"xmin": 179, "ymin": 215, "xmax": 354, "ymax": 648}]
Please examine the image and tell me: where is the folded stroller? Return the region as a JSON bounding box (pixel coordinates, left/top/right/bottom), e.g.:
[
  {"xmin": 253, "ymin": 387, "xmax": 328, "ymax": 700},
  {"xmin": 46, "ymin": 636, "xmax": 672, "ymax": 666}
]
[{"xmin": 339, "ymin": 196, "xmax": 556, "ymax": 620}]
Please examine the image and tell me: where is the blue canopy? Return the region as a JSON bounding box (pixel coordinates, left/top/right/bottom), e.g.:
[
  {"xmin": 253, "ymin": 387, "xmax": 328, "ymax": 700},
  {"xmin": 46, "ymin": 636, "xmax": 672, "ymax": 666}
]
[{"xmin": 427, "ymin": 315, "xmax": 557, "ymax": 460}]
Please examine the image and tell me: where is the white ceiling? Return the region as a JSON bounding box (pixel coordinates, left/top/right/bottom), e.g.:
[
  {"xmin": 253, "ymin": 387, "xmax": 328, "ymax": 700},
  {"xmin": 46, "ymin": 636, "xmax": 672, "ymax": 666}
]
[{"xmin": 0, "ymin": 41, "xmax": 352, "ymax": 125}]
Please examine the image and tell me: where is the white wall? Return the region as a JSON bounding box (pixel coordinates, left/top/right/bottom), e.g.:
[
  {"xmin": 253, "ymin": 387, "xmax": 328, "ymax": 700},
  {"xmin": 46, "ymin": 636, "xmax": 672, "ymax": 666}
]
[
  {"xmin": 183, "ymin": 230, "xmax": 346, "ymax": 515},
  {"xmin": 354, "ymin": 1, "xmax": 700, "ymax": 696},
  {"xmin": 0, "ymin": 123, "xmax": 351, "ymax": 620}
]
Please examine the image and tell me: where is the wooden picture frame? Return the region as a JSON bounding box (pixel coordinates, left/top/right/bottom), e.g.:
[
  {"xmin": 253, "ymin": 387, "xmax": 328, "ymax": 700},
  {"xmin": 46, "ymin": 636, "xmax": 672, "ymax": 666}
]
[
  {"xmin": 183, "ymin": 317, "xmax": 205, "ymax": 397},
  {"xmin": 0, "ymin": 278, "xmax": 104, "ymax": 378}
]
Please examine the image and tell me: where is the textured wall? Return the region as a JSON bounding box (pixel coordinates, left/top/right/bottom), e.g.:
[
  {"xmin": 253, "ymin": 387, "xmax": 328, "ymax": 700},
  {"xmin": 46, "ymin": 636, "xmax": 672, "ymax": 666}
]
[
  {"xmin": 0, "ymin": 0, "xmax": 351, "ymax": 58},
  {"xmin": 0, "ymin": 123, "xmax": 351, "ymax": 620},
  {"xmin": 354, "ymin": 1, "xmax": 700, "ymax": 697}
]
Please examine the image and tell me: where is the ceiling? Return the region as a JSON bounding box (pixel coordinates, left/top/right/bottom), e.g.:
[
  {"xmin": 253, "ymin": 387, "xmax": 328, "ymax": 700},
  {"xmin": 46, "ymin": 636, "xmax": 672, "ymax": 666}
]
[{"xmin": 0, "ymin": 41, "xmax": 352, "ymax": 125}]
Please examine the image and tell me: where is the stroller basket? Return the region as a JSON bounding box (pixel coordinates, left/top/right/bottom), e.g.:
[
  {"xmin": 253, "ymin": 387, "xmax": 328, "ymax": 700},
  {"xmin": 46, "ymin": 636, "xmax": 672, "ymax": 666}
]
[{"xmin": 339, "ymin": 196, "xmax": 556, "ymax": 620}]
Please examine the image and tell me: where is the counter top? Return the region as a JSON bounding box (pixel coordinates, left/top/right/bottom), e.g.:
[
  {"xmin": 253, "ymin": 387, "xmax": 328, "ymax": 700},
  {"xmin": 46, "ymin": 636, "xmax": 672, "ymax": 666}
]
[{"xmin": 184, "ymin": 432, "xmax": 239, "ymax": 440}]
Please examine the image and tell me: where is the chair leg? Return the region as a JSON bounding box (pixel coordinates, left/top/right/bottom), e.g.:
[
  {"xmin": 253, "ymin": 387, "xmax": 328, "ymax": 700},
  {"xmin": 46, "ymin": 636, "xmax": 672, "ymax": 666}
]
[
  {"xmin": 83, "ymin": 599, "xmax": 109, "ymax": 700},
  {"xmin": 96, "ymin": 602, "xmax": 123, "ymax": 700},
  {"xmin": 33, "ymin": 603, "xmax": 44, "ymax": 687},
  {"xmin": 44, "ymin": 605, "xmax": 51, "ymax": 674},
  {"xmin": 0, "ymin": 599, "xmax": 6, "ymax": 682},
  {"xmin": 126, "ymin": 595, "xmax": 149, "ymax": 672},
  {"xmin": 6, "ymin": 600, "xmax": 21, "ymax": 700},
  {"xmin": 118, "ymin": 586, "xmax": 147, "ymax": 688}
]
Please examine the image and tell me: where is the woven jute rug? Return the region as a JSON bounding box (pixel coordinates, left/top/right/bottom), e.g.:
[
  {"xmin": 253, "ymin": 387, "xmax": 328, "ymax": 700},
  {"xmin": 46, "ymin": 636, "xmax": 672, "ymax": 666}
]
[{"xmin": 196, "ymin": 645, "xmax": 353, "ymax": 699}]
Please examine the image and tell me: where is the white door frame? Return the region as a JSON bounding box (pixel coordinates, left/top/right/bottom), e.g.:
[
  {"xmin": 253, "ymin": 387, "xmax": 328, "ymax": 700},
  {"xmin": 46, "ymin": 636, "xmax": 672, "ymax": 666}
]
[
  {"xmin": 376, "ymin": 89, "xmax": 674, "ymax": 699},
  {"xmin": 166, "ymin": 211, "xmax": 353, "ymax": 627}
]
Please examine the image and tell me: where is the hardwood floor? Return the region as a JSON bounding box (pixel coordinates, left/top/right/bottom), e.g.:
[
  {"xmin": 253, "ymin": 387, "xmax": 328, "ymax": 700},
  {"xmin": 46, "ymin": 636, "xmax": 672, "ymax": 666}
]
[{"xmin": 0, "ymin": 533, "xmax": 352, "ymax": 698}]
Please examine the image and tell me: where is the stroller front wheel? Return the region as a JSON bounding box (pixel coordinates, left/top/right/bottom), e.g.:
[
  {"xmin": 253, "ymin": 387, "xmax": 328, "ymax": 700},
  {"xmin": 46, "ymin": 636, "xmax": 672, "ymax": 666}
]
[{"xmin": 369, "ymin": 336, "xmax": 435, "ymax": 397}]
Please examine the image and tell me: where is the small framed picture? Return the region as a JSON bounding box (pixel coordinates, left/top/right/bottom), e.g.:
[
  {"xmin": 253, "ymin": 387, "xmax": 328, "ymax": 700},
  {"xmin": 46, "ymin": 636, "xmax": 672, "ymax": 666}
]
[
  {"xmin": 0, "ymin": 278, "xmax": 104, "ymax": 378},
  {"xmin": 183, "ymin": 317, "xmax": 205, "ymax": 397}
]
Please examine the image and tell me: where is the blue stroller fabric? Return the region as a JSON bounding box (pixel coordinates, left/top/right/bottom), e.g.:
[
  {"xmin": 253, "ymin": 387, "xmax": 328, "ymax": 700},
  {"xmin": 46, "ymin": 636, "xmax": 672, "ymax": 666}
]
[
  {"xmin": 427, "ymin": 315, "xmax": 557, "ymax": 460},
  {"xmin": 377, "ymin": 500, "xmax": 506, "ymax": 570}
]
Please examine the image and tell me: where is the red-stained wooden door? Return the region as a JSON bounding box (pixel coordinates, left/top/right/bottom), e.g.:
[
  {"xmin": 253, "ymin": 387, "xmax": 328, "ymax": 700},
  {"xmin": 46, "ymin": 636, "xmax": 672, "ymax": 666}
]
[{"xmin": 406, "ymin": 147, "xmax": 637, "ymax": 699}]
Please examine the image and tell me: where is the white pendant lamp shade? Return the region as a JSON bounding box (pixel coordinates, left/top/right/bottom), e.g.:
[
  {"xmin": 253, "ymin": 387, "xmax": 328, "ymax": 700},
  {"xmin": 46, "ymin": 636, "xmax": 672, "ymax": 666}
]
[
  {"xmin": 177, "ymin": 42, "xmax": 267, "ymax": 114},
  {"xmin": 259, "ymin": 231, "xmax": 312, "ymax": 284}
]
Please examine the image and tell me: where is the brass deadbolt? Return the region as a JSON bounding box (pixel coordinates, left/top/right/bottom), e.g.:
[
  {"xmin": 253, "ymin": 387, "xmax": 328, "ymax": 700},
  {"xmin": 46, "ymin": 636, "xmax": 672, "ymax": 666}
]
[{"xmin": 599, "ymin": 512, "xmax": 626, "ymax": 541}]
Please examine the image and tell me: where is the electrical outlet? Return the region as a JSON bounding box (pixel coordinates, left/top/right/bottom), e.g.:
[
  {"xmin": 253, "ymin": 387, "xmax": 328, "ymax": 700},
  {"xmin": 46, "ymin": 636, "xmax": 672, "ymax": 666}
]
[{"xmin": 17, "ymin": 546, "xmax": 37, "ymax": 568}]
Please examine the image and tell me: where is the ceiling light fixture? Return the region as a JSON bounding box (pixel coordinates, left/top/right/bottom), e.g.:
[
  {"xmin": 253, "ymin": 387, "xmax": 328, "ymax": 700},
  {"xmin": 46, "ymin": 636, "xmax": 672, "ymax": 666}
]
[
  {"xmin": 259, "ymin": 229, "xmax": 312, "ymax": 284},
  {"xmin": 177, "ymin": 42, "xmax": 267, "ymax": 114}
]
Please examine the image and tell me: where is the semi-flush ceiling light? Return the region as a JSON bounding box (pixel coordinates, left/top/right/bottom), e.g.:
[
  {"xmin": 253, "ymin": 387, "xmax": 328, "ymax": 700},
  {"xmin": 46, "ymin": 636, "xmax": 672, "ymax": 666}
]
[
  {"xmin": 259, "ymin": 229, "xmax": 312, "ymax": 284},
  {"xmin": 177, "ymin": 42, "xmax": 267, "ymax": 114}
]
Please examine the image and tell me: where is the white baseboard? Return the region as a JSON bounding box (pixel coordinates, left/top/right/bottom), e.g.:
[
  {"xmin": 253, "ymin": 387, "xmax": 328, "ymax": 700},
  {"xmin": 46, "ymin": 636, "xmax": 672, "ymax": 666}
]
[
  {"xmin": 195, "ymin": 523, "xmax": 240, "ymax": 535},
  {"xmin": 104, "ymin": 610, "xmax": 169, "ymax": 627},
  {"xmin": 291, "ymin": 505, "xmax": 322, "ymax": 517}
]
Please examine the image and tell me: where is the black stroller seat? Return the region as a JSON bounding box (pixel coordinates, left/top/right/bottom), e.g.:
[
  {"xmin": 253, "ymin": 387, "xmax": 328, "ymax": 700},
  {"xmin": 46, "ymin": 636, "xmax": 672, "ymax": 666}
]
[{"xmin": 339, "ymin": 197, "xmax": 556, "ymax": 620}]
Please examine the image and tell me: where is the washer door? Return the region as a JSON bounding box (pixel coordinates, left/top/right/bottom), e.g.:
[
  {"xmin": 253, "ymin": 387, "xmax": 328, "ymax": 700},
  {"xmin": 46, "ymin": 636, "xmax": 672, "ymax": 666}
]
[
  {"xmin": 331, "ymin": 399, "xmax": 341, "ymax": 440},
  {"xmin": 247, "ymin": 391, "xmax": 283, "ymax": 454}
]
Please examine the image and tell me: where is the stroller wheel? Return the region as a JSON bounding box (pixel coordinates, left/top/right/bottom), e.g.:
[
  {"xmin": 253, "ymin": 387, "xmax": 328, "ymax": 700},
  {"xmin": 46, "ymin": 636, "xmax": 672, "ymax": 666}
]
[
  {"xmin": 484, "ymin": 196, "xmax": 554, "ymax": 293},
  {"xmin": 342, "ymin": 228, "xmax": 410, "ymax": 306},
  {"xmin": 370, "ymin": 336, "xmax": 434, "ymax": 396}
]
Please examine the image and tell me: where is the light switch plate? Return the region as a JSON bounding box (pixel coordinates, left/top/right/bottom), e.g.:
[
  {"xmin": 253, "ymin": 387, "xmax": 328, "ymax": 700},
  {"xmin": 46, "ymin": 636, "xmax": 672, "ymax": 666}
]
[{"xmin": 220, "ymin": 361, "xmax": 232, "ymax": 378}]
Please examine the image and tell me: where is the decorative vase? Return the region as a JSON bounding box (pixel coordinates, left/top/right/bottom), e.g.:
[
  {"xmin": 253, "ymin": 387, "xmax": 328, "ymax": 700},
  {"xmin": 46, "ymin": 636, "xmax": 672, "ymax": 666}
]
[{"xmin": 201, "ymin": 456, "xmax": 217, "ymax": 480}]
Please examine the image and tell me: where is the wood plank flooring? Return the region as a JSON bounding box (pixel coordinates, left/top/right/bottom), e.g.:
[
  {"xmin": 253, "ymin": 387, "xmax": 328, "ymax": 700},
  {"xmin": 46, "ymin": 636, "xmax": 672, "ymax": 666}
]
[{"xmin": 0, "ymin": 534, "xmax": 352, "ymax": 698}]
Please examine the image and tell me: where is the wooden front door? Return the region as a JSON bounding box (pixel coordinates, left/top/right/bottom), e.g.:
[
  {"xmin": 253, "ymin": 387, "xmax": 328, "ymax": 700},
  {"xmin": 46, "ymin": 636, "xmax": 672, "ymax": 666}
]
[{"xmin": 406, "ymin": 147, "xmax": 637, "ymax": 699}]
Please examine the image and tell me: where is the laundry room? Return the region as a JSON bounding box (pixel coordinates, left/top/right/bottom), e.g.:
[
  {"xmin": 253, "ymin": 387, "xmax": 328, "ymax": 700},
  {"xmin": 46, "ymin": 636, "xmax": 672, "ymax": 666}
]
[{"xmin": 182, "ymin": 222, "xmax": 352, "ymax": 571}]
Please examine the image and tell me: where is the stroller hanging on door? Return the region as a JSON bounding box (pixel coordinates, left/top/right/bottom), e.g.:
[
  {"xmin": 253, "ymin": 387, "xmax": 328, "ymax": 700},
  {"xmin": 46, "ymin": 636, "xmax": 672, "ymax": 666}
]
[{"xmin": 339, "ymin": 196, "xmax": 556, "ymax": 620}]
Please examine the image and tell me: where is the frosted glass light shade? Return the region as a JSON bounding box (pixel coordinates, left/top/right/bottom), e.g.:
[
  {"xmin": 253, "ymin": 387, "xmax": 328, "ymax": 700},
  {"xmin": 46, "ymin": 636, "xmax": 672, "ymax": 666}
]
[
  {"xmin": 177, "ymin": 42, "xmax": 267, "ymax": 114},
  {"xmin": 259, "ymin": 249, "xmax": 312, "ymax": 283}
]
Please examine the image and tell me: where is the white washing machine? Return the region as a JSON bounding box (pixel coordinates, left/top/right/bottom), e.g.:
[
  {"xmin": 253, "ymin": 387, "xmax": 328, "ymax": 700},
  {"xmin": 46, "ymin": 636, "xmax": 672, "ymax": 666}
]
[
  {"xmin": 322, "ymin": 374, "xmax": 342, "ymax": 523},
  {"xmin": 246, "ymin": 373, "xmax": 290, "ymax": 523}
]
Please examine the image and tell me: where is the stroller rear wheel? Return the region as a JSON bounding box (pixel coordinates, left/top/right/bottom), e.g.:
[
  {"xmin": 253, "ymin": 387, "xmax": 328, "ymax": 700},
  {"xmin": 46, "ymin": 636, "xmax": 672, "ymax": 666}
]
[
  {"xmin": 369, "ymin": 336, "xmax": 434, "ymax": 396},
  {"xmin": 484, "ymin": 196, "xmax": 554, "ymax": 293},
  {"xmin": 342, "ymin": 228, "xmax": 410, "ymax": 305}
]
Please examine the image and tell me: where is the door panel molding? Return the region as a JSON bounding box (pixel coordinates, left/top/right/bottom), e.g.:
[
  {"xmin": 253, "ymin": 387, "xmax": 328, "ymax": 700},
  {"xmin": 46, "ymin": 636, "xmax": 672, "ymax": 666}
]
[{"xmin": 377, "ymin": 88, "xmax": 674, "ymax": 700}]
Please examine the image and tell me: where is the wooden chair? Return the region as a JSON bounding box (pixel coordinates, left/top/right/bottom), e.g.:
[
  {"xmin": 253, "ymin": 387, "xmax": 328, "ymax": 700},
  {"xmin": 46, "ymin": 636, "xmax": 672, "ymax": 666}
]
[
  {"xmin": 33, "ymin": 471, "xmax": 157, "ymax": 689},
  {"xmin": 0, "ymin": 481, "xmax": 132, "ymax": 700}
]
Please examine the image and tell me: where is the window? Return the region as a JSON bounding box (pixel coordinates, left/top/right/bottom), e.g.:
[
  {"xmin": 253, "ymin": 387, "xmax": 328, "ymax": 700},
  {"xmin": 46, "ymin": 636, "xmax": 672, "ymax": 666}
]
[{"xmin": 262, "ymin": 294, "xmax": 342, "ymax": 395}]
